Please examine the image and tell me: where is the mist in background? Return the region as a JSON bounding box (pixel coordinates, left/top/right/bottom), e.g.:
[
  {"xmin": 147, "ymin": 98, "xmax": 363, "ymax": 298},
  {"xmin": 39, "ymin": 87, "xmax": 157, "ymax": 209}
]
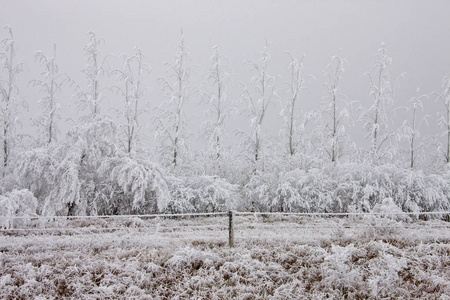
[{"xmin": 2, "ymin": 0, "xmax": 450, "ymax": 160}]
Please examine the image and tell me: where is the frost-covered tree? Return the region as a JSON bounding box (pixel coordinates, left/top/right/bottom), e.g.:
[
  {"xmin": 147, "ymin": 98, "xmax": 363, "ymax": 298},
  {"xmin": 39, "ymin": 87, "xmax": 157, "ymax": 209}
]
[
  {"xmin": 16, "ymin": 117, "xmax": 172, "ymax": 216},
  {"xmin": 155, "ymin": 31, "xmax": 192, "ymax": 171},
  {"xmin": 321, "ymin": 55, "xmax": 353, "ymax": 163},
  {"xmin": 15, "ymin": 144, "xmax": 57, "ymax": 213},
  {"xmin": 0, "ymin": 26, "xmax": 25, "ymax": 175},
  {"xmin": 112, "ymin": 48, "xmax": 151, "ymax": 155},
  {"xmin": 29, "ymin": 44, "xmax": 69, "ymax": 146},
  {"xmin": 198, "ymin": 46, "xmax": 235, "ymax": 175},
  {"xmin": 399, "ymin": 88, "xmax": 429, "ymax": 169},
  {"xmin": 280, "ymin": 52, "xmax": 313, "ymax": 158},
  {"xmin": 41, "ymin": 118, "xmax": 119, "ymax": 216},
  {"xmin": 239, "ymin": 40, "xmax": 277, "ymax": 173},
  {"xmin": 434, "ymin": 74, "xmax": 450, "ymax": 164},
  {"xmin": 362, "ymin": 43, "xmax": 400, "ymax": 164},
  {"xmin": 73, "ymin": 31, "xmax": 108, "ymax": 120}
]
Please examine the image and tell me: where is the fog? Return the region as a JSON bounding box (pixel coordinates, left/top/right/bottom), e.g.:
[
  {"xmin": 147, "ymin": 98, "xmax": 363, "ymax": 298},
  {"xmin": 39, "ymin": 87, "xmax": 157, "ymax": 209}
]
[{"xmin": 2, "ymin": 0, "xmax": 450, "ymax": 152}]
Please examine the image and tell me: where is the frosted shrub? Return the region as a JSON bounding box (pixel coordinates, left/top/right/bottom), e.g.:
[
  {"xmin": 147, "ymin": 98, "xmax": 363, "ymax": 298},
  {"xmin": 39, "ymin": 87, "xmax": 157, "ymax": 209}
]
[
  {"xmin": 273, "ymin": 279, "xmax": 305, "ymax": 299},
  {"xmin": 245, "ymin": 162, "xmax": 450, "ymax": 214},
  {"xmin": 16, "ymin": 147, "xmax": 55, "ymax": 214},
  {"xmin": 166, "ymin": 175, "xmax": 239, "ymax": 213},
  {"xmin": 333, "ymin": 162, "xmax": 450, "ymax": 214},
  {"xmin": 105, "ymin": 157, "xmax": 171, "ymax": 214},
  {"xmin": 244, "ymin": 171, "xmax": 277, "ymax": 212},
  {"xmin": 373, "ymin": 197, "xmax": 410, "ymax": 222},
  {"xmin": 246, "ymin": 168, "xmax": 338, "ymax": 213},
  {"xmin": 0, "ymin": 189, "xmax": 37, "ymax": 229},
  {"xmin": 322, "ymin": 244, "xmax": 365, "ymax": 295},
  {"xmin": 366, "ymin": 241, "xmax": 408, "ymax": 298},
  {"xmin": 165, "ymin": 247, "xmax": 220, "ymax": 270},
  {"xmin": 274, "ymin": 169, "xmax": 337, "ymax": 212}
]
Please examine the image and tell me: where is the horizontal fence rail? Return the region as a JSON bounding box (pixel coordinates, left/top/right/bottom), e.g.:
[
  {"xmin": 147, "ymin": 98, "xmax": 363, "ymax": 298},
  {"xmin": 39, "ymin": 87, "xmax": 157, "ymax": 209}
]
[
  {"xmin": 0, "ymin": 211, "xmax": 228, "ymax": 221},
  {"xmin": 1, "ymin": 211, "xmax": 449, "ymax": 248},
  {"xmin": 236, "ymin": 211, "xmax": 450, "ymax": 216},
  {"xmin": 1, "ymin": 210, "xmax": 448, "ymax": 221}
]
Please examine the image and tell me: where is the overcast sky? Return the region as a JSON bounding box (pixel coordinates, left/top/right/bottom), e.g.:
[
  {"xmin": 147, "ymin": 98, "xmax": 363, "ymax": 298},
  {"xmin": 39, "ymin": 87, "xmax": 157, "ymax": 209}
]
[{"xmin": 2, "ymin": 0, "xmax": 450, "ymax": 150}]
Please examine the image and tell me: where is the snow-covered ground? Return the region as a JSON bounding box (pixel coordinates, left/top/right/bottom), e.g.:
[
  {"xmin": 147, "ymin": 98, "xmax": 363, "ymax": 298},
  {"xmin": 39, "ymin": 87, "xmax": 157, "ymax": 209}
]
[{"xmin": 1, "ymin": 214, "xmax": 449, "ymax": 299}]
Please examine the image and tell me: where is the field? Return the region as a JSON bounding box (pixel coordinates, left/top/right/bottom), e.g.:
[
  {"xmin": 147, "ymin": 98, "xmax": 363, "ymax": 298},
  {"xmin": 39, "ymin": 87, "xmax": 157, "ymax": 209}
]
[{"xmin": 1, "ymin": 214, "xmax": 449, "ymax": 299}]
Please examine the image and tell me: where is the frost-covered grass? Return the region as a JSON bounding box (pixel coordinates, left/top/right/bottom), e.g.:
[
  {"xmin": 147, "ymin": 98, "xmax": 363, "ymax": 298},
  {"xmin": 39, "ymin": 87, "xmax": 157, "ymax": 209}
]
[{"xmin": 0, "ymin": 215, "xmax": 449, "ymax": 299}]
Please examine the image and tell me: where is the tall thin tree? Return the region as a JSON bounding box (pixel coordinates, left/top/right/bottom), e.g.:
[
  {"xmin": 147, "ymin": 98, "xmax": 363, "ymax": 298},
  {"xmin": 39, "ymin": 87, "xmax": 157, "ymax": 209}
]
[
  {"xmin": 434, "ymin": 74, "xmax": 450, "ymax": 164},
  {"xmin": 155, "ymin": 30, "xmax": 192, "ymax": 171},
  {"xmin": 240, "ymin": 40, "xmax": 277, "ymax": 172},
  {"xmin": 281, "ymin": 52, "xmax": 312, "ymax": 157},
  {"xmin": 74, "ymin": 32, "xmax": 108, "ymax": 120},
  {"xmin": 362, "ymin": 43, "xmax": 401, "ymax": 163},
  {"xmin": 400, "ymin": 88, "xmax": 428, "ymax": 169},
  {"xmin": 321, "ymin": 55, "xmax": 352, "ymax": 163},
  {"xmin": 112, "ymin": 48, "xmax": 151, "ymax": 155},
  {"xmin": 0, "ymin": 26, "xmax": 25, "ymax": 174},
  {"xmin": 198, "ymin": 46, "xmax": 235, "ymax": 175},
  {"xmin": 30, "ymin": 44, "xmax": 69, "ymax": 145}
]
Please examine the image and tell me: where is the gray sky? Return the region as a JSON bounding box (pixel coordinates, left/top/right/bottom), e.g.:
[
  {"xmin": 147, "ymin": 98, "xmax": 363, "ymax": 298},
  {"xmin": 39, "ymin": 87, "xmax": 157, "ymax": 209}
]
[{"xmin": 2, "ymin": 0, "xmax": 450, "ymax": 154}]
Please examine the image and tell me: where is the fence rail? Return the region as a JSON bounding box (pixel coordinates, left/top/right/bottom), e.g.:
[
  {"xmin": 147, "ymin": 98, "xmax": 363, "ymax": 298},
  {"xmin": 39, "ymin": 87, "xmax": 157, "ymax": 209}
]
[{"xmin": 1, "ymin": 211, "xmax": 449, "ymax": 247}]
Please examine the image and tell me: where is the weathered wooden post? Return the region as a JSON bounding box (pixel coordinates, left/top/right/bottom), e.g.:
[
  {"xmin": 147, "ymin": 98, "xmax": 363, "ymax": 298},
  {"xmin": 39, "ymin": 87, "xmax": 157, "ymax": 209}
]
[{"xmin": 228, "ymin": 210, "xmax": 235, "ymax": 247}]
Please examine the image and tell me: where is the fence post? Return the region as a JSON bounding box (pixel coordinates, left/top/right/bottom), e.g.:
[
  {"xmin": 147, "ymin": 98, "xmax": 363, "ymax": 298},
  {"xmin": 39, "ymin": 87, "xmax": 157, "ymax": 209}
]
[{"xmin": 228, "ymin": 210, "xmax": 235, "ymax": 247}]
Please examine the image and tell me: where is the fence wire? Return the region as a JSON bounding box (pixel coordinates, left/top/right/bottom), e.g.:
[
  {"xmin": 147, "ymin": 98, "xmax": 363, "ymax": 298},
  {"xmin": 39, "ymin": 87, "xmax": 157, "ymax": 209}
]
[{"xmin": 0, "ymin": 212, "xmax": 449, "ymax": 245}]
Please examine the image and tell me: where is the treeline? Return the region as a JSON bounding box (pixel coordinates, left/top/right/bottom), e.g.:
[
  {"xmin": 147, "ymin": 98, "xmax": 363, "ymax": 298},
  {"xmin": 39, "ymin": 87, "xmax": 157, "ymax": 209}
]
[{"xmin": 1, "ymin": 27, "xmax": 449, "ymax": 221}]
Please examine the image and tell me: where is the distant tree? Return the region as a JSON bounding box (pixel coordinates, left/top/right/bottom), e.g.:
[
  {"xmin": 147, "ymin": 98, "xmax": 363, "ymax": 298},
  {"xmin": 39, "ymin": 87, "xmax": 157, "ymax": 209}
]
[
  {"xmin": 362, "ymin": 43, "xmax": 401, "ymax": 164},
  {"xmin": 73, "ymin": 31, "xmax": 109, "ymax": 120},
  {"xmin": 0, "ymin": 26, "xmax": 25, "ymax": 175},
  {"xmin": 239, "ymin": 40, "xmax": 277, "ymax": 173},
  {"xmin": 29, "ymin": 44, "xmax": 69, "ymax": 146},
  {"xmin": 280, "ymin": 52, "xmax": 313, "ymax": 158},
  {"xmin": 111, "ymin": 47, "xmax": 151, "ymax": 155},
  {"xmin": 155, "ymin": 31, "xmax": 192, "ymax": 171},
  {"xmin": 434, "ymin": 74, "xmax": 450, "ymax": 164},
  {"xmin": 321, "ymin": 55, "xmax": 353, "ymax": 163},
  {"xmin": 198, "ymin": 46, "xmax": 235, "ymax": 175},
  {"xmin": 399, "ymin": 88, "xmax": 429, "ymax": 169}
]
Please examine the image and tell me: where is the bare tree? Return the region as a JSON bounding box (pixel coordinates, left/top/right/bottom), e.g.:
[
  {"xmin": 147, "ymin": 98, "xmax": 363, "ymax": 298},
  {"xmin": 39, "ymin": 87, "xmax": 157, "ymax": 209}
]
[
  {"xmin": 280, "ymin": 52, "xmax": 312, "ymax": 157},
  {"xmin": 30, "ymin": 44, "xmax": 69, "ymax": 146},
  {"xmin": 0, "ymin": 26, "xmax": 25, "ymax": 174},
  {"xmin": 321, "ymin": 55, "xmax": 353, "ymax": 163},
  {"xmin": 362, "ymin": 43, "xmax": 401, "ymax": 164},
  {"xmin": 111, "ymin": 48, "xmax": 151, "ymax": 155},
  {"xmin": 239, "ymin": 40, "xmax": 277, "ymax": 172},
  {"xmin": 155, "ymin": 30, "xmax": 192, "ymax": 171}
]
